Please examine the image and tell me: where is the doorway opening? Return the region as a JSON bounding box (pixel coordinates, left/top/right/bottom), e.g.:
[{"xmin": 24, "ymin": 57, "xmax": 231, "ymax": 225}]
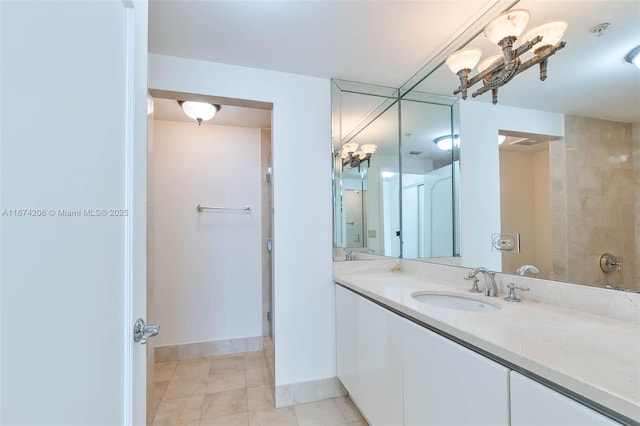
[{"xmin": 146, "ymin": 89, "xmax": 274, "ymax": 422}]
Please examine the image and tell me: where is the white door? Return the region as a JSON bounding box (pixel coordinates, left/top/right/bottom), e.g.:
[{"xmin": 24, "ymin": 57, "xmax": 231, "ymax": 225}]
[
  {"xmin": 345, "ymin": 189, "xmax": 365, "ymax": 247},
  {"xmin": 1, "ymin": 1, "xmax": 149, "ymax": 425},
  {"xmin": 424, "ymin": 167, "xmax": 454, "ymax": 257}
]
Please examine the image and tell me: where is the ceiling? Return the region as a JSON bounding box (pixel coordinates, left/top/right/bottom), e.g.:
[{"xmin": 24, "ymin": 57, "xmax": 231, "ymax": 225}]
[{"xmin": 149, "ymin": 0, "xmax": 640, "ymax": 128}]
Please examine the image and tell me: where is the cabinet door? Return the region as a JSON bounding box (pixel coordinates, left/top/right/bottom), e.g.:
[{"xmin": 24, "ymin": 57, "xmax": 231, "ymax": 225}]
[
  {"xmin": 403, "ymin": 320, "xmax": 510, "ymax": 426},
  {"xmin": 353, "ymin": 296, "xmax": 404, "ymax": 426},
  {"xmin": 336, "ymin": 286, "xmax": 357, "ymax": 392},
  {"xmin": 510, "ymin": 372, "xmax": 619, "ymax": 426}
]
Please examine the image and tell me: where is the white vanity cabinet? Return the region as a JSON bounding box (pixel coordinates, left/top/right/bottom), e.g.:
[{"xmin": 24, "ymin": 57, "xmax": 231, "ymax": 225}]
[
  {"xmin": 336, "ymin": 286, "xmax": 404, "ymax": 426},
  {"xmin": 336, "ymin": 285, "xmax": 622, "ymax": 426},
  {"xmin": 336, "ymin": 285, "xmax": 357, "ymax": 391},
  {"xmin": 510, "ymin": 372, "xmax": 620, "ymax": 426},
  {"xmin": 403, "ymin": 319, "xmax": 510, "ymax": 425}
]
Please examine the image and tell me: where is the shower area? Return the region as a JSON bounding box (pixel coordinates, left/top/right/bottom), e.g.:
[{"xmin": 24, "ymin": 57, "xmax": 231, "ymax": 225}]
[{"xmin": 146, "ymin": 92, "xmax": 275, "ymax": 418}]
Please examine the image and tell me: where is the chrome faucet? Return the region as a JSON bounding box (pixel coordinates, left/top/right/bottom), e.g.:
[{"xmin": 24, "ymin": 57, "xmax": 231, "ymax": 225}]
[
  {"xmin": 464, "ymin": 267, "xmax": 498, "ymax": 297},
  {"xmin": 515, "ymin": 264, "xmax": 539, "ymax": 276},
  {"xmin": 344, "ymin": 250, "xmax": 354, "ymax": 261}
]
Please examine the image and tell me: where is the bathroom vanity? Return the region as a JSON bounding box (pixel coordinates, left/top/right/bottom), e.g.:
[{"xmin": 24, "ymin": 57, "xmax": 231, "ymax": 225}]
[{"xmin": 334, "ymin": 259, "xmax": 640, "ymax": 426}]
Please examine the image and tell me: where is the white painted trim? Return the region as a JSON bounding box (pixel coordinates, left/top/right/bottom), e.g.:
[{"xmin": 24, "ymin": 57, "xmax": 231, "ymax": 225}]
[
  {"xmin": 0, "ymin": 2, "xmax": 4, "ymax": 422},
  {"xmin": 123, "ymin": 4, "xmax": 136, "ymax": 426}
]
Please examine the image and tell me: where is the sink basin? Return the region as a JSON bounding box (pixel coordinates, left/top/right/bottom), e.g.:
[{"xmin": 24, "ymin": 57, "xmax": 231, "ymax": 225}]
[{"xmin": 411, "ymin": 292, "xmax": 501, "ymax": 312}]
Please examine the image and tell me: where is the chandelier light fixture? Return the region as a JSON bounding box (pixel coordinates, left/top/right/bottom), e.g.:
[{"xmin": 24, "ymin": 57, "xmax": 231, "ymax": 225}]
[
  {"xmin": 445, "ymin": 9, "xmax": 568, "ymax": 104},
  {"xmin": 341, "ymin": 142, "xmax": 378, "ymax": 171},
  {"xmin": 178, "ymin": 101, "xmax": 220, "ymax": 125}
]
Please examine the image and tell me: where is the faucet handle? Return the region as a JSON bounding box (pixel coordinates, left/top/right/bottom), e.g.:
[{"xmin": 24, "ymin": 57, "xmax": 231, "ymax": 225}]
[
  {"xmin": 464, "ymin": 275, "xmax": 482, "ymax": 293},
  {"xmin": 504, "ymin": 283, "xmax": 529, "ymax": 302}
]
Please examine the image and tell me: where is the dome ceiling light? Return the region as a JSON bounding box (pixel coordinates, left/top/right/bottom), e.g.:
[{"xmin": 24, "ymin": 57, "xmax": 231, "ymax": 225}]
[
  {"xmin": 178, "ymin": 101, "xmax": 220, "ymax": 125},
  {"xmin": 624, "ymin": 45, "xmax": 640, "ymax": 69},
  {"xmin": 434, "ymin": 135, "xmax": 460, "ymax": 151},
  {"xmin": 445, "ymin": 9, "xmax": 568, "ymax": 104}
]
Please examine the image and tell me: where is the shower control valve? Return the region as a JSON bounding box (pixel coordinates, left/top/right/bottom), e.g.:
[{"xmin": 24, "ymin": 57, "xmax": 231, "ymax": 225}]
[{"xmin": 600, "ymin": 253, "xmax": 622, "ymax": 273}]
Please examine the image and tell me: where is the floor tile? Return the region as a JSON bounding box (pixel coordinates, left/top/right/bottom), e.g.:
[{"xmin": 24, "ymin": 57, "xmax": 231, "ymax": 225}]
[
  {"xmin": 199, "ymin": 412, "xmax": 249, "ymax": 426},
  {"xmin": 201, "ymin": 388, "xmax": 248, "ymax": 419},
  {"xmin": 163, "ymin": 376, "xmax": 207, "ymax": 401},
  {"xmin": 153, "ymin": 395, "xmax": 204, "ymax": 426},
  {"xmin": 293, "ymin": 399, "xmax": 347, "ymax": 426},
  {"xmin": 244, "ymin": 351, "xmax": 263, "ymax": 361},
  {"xmin": 155, "ymin": 361, "xmax": 177, "ymax": 382},
  {"xmin": 206, "ymin": 369, "xmax": 246, "ymax": 394},
  {"xmin": 210, "ymin": 355, "xmax": 245, "ymax": 374},
  {"xmin": 248, "ymin": 407, "xmax": 298, "ymax": 426},
  {"xmin": 245, "ymin": 367, "xmax": 269, "ymax": 387},
  {"xmin": 346, "ymin": 421, "xmax": 368, "ymax": 426},
  {"xmin": 173, "ymin": 358, "xmax": 210, "ymax": 379},
  {"xmin": 247, "ymin": 385, "xmax": 274, "ymax": 411},
  {"xmin": 245, "ymin": 356, "xmax": 265, "ymax": 370},
  {"xmin": 334, "ymin": 397, "xmax": 364, "ymax": 423},
  {"xmin": 155, "ymin": 380, "xmax": 169, "ymax": 403}
]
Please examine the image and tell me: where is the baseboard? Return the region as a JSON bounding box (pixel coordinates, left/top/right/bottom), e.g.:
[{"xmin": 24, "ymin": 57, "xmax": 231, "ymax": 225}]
[
  {"xmin": 155, "ymin": 336, "xmax": 263, "ymax": 362},
  {"xmin": 275, "ymin": 376, "xmax": 347, "ymax": 407}
]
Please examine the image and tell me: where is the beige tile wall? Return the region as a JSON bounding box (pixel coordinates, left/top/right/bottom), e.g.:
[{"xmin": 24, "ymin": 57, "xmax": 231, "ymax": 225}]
[
  {"xmin": 633, "ymin": 123, "xmax": 640, "ymax": 288},
  {"xmin": 554, "ymin": 116, "xmax": 638, "ymax": 290},
  {"xmin": 499, "ymin": 148, "xmax": 553, "ymax": 279},
  {"xmin": 260, "ymin": 128, "xmax": 273, "ymax": 337}
]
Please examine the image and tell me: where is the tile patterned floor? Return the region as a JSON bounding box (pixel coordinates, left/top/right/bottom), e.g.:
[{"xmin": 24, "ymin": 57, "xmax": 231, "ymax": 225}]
[{"xmin": 153, "ymin": 351, "xmax": 367, "ymax": 426}]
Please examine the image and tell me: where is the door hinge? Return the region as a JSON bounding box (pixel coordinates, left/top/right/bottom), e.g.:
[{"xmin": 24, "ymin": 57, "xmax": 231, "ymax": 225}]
[
  {"xmin": 266, "ymin": 238, "xmax": 272, "ymax": 252},
  {"xmin": 267, "ymin": 311, "xmax": 272, "ymax": 321},
  {"xmin": 266, "ymin": 167, "xmax": 272, "ymax": 183}
]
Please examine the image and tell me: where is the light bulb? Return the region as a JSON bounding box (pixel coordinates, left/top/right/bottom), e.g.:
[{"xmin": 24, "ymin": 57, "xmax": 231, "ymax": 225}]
[
  {"xmin": 180, "ymin": 101, "xmax": 218, "ymax": 125},
  {"xmin": 360, "ymin": 144, "xmax": 378, "ymax": 154},
  {"xmin": 342, "ymin": 142, "xmax": 359, "ymax": 153},
  {"xmin": 521, "ymin": 20, "xmax": 568, "ymax": 51},
  {"xmin": 484, "ymin": 9, "xmax": 530, "ymax": 44},
  {"xmin": 445, "ymin": 47, "xmax": 483, "ymax": 74},
  {"xmin": 477, "ymin": 54, "xmax": 503, "ymax": 73}
]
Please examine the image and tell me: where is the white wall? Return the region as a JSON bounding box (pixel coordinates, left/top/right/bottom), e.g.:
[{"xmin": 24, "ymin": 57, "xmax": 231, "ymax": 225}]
[
  {"xmin": 1, "ymin": 1, "xmax": 149, "ymax": 424},
  {"xmin": 459, "ymin": 101, "xmax": 564, "ymax": 270},
  {"xmin": 152, "ymin": 120, "xmax": 262, "ymax": 345},
  {"xmin": 149, "ymin": 54, "xmax": 334, "ymax": 387}
]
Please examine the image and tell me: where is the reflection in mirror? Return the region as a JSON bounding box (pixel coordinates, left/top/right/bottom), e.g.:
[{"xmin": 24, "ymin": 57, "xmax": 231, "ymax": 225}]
[
  {"xmin": 499, "ymin": 130, "xmax": 558, "ymax": 279},
  {"xmin": 332, "ymin": 1, "xmax": 638, "ymax": 291},
  {"xmin": 402, "ymin": 1, "xmax": 639, "ymax": 291},
  {"xmin": 332, "ymin": 80, "xmax": 400, "ymax": 258},
  {"xmin": 400, "ymin": 95, "xmax": 460, "ymax": 261},
  {"xmin": 332, "ymin": 79, "xmax": 462, "ymax": 262}
]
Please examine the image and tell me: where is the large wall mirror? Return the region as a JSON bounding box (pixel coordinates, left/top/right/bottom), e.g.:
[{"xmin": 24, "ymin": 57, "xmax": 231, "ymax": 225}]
[
  {"xmin": 332, "ymin": 81, "xmax": 461, "ymax": 260},
  {"xmin": 333, "ymin": 0, "xmax": 639, "ymax": 292}
]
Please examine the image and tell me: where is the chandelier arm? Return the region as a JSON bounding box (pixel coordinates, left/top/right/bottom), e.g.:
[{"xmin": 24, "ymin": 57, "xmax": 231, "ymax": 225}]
[
  {"xmin": 466, "ymin": 62, "xmax": 505, "ymax": 88},
  {"xmin": 453, "ymin": 69, "xmax": 471, "ymax": 99},
  {"xmin": 471, "ymin": 84, "xmax": 492, "ymax": 98},
  {"xmin": 539, "ymin": 58, "xmax": 548, "ymax": 81},
  {"xmin": 512, "ymin": 35, "xmax": 542, "ymax": 59},
  {"xmin": 466, "ymin": 36, "xmax": 540, "ymax": 90},
  {"xmin": 517, "ymin": 41, "xmax": 566, "ymax": 76},
  {"xmin": 471, "ymin": 41, "xmax": 566, "ymax": 99}
]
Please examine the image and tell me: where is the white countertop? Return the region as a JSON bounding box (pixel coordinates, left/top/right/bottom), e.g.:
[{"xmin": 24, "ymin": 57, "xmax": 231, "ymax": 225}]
[{"xmin": 333, "ymin": 259, "xmax": 640, "ymax": 423}]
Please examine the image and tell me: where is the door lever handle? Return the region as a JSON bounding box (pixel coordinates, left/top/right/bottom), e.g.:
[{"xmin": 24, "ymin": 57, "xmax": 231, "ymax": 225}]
[{"xmin": 133, "ymin": 318, "xmax": 159, "ymax": 344}]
